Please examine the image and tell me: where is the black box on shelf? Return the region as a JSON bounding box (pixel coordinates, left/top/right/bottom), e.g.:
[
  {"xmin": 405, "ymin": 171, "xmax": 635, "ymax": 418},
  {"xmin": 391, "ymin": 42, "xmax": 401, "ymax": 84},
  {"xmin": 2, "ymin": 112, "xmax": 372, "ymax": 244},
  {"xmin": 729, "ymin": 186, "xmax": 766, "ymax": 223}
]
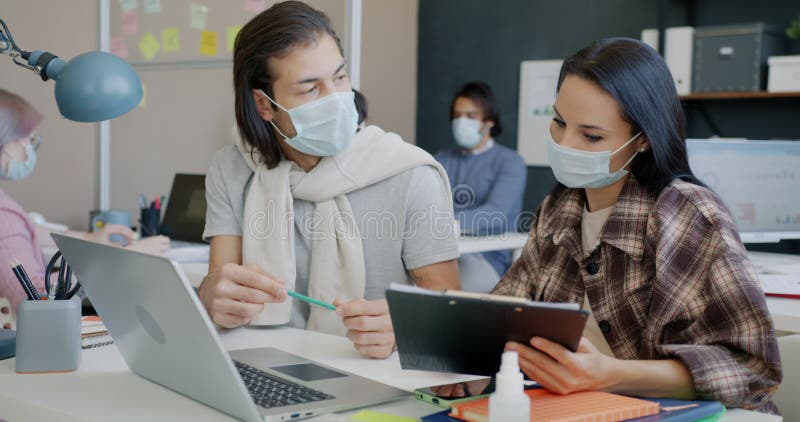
[{"xmin": 693, "ymin": 23, "xmax": 786, "ymax": 93}]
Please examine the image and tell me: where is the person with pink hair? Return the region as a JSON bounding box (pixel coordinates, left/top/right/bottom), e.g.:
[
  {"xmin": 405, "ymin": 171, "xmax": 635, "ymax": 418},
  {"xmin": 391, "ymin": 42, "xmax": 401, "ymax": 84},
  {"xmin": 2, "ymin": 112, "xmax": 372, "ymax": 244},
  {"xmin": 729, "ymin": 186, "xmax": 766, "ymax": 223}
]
[{"xmin": 0, "ymin": 89, "xmax": 169, "ymax": 324}]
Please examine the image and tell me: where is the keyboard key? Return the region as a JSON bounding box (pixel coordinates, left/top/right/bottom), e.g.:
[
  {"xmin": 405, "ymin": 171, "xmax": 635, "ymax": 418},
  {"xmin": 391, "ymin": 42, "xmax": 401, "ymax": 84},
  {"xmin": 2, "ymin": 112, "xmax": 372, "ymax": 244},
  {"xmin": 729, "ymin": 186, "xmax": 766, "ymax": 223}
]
[{"xmin": 234, "ymin": 360, "xmax": 335, "ymax": 409}]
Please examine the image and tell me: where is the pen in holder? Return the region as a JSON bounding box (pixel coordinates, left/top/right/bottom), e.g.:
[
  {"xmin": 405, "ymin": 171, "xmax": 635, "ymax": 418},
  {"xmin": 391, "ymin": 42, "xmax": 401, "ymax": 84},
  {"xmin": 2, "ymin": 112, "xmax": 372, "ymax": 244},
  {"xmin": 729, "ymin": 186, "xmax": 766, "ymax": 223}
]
[
  {"xmin": 139, "ymin": 207, "xmax": 161, "ymax": 237},
  {"xmin": 15, "ymin": 297, "xmax": 81, "ymax": 373}
]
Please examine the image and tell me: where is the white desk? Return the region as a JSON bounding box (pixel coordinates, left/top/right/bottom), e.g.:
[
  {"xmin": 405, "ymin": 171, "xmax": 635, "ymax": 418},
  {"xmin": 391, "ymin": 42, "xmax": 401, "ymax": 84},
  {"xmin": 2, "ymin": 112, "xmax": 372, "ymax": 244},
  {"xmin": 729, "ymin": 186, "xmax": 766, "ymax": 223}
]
[
  {"xmin": 0, "ymin": 326, "xmax": 780, "ymax": 421},
  {"xmin": 457, "ymin": 232, "xmax": 529, "ymax": 255}
]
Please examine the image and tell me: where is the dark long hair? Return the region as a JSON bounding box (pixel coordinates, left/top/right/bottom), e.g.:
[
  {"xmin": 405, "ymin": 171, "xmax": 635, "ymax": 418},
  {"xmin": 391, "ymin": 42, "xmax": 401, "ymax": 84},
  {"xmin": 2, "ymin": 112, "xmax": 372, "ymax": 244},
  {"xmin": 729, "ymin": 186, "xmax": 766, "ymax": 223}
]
[
  {"xmin": 556, "ymin": 38, "xmax": 704, "ymax": 193},
  {"xmin": 233, "ymin": 1, "xmax": 342, "ymax": 169},
  {"xmin": 450, "ymin": 81, "xmax": 503, "ymax": 138}
]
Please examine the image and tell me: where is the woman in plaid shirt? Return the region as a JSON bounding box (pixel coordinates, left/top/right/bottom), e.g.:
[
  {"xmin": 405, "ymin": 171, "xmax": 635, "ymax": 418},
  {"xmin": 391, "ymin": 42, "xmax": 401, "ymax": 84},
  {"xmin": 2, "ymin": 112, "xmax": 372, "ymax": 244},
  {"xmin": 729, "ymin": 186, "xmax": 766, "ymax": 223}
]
[{"xmin": 495, "ymin": 38, "xmax": 782, "ymax": 413}]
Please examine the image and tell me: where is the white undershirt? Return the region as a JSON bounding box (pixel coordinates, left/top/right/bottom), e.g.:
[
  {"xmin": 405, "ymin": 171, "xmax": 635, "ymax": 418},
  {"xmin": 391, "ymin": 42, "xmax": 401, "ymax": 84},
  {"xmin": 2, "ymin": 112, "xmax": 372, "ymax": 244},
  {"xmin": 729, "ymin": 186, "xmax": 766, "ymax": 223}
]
[
  {"xmin": 465, "ymin": 139, "xmax": 495, "ymax": 155},
  {"xmin": 580, "ymin": 205, "xmax": 616, "ymax": 357}
]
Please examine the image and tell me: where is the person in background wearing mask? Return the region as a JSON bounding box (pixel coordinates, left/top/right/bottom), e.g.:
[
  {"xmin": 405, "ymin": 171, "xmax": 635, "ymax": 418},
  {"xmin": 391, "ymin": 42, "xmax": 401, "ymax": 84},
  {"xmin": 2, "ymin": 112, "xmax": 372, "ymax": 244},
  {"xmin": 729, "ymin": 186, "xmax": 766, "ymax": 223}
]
[
  {"xmin": 493, "ymin": 39, "xmax": 780, "ymax": 412},
  {"xmin": 0, "ymin": 89, "xmax": 170, "ymax": 322},
  {"xmin": 435, "ymin": 82, "xmax": 527, "ymax": 292},
  {"xmin": 200, "ymin": 1, "xmax": 459, "ymax": 359}
]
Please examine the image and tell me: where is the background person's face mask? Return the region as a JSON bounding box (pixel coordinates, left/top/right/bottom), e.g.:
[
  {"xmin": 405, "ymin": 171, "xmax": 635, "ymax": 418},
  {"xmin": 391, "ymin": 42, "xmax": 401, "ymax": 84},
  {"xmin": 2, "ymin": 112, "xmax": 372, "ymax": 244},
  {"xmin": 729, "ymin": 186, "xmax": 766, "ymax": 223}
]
[
  {"xmin": 548, "ymin": 131, "xmax": 642, "ymax": 189},
  {"xmin": 0, "ymin": 142, "xmax": 37, "ymax": 181},
  {"xmin": 259, "ymin": 90, "xmax": 358, "ymax": 157},
  {"xmin": 451, "ymin": 116, "xmax": 483, "ymax": 149}
]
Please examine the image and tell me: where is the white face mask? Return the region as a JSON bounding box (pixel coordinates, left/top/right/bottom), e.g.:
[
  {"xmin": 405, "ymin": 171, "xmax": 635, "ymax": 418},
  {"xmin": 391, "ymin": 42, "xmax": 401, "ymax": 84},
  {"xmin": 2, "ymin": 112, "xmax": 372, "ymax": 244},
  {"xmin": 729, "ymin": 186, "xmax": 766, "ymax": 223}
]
[
  {"xmin": 0, "ymin": 142, "xmax": 38, "ymax": 181},
  {"xmin": 548, "ymin": 131, "xmax": 642, "ymax": 189},
  {"xmin": 259, "ymin": 90, "xmax": 359, "ymax": 157},
  {"xmin": 451, "ymin": 116, "xmax": 483, "ymax": 149}
]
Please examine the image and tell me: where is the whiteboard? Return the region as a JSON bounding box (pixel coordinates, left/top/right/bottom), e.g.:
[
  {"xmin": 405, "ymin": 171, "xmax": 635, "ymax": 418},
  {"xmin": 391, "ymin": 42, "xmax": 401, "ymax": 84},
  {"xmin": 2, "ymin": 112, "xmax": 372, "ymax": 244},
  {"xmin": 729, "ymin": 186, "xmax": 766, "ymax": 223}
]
[{"xmin": 516, "ymin": 59, "xmax": 563, "ymax": 166}]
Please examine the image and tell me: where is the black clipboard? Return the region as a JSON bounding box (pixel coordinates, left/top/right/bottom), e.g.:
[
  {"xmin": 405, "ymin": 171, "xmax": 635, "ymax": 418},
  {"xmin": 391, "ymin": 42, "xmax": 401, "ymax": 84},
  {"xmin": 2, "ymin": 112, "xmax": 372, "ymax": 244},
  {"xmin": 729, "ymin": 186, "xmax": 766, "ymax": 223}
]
[{"xmin": 386, "ymin": 285, "xmax": 589, "ymax": 376}]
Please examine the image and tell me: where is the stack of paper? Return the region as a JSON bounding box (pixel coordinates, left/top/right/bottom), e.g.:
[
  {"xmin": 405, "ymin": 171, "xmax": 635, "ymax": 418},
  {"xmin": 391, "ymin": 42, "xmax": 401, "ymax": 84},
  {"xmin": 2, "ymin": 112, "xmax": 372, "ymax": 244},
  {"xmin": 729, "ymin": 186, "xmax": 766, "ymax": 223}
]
[{"xmin": 81, "ymin": 316, "xmax": 114, "ymax": 349}]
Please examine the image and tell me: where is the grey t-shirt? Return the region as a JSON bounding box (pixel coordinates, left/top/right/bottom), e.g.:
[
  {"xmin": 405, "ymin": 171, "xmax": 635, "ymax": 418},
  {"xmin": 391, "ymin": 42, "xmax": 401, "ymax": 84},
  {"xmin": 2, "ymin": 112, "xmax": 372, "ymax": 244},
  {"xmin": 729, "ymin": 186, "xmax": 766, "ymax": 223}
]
[{"xmin": 203, "ymin": 145, "xmax": 459, "ymax": 328}]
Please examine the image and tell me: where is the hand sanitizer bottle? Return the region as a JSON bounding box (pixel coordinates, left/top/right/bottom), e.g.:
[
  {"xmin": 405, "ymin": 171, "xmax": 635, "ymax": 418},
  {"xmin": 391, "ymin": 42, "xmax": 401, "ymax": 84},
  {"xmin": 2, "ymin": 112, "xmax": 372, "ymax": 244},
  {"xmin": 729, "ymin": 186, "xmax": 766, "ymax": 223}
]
[{"xmin": 489, "ymin": 351, "xmax": 530, "ymax": 422}]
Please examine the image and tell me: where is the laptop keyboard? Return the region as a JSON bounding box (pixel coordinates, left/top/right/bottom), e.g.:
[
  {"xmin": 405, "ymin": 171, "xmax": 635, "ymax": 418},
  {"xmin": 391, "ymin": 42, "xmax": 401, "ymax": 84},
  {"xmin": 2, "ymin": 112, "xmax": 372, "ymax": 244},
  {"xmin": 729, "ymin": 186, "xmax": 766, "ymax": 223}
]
[{"xmin": 234, "ymin": 360, "xmax": 336, "ymax": 408}]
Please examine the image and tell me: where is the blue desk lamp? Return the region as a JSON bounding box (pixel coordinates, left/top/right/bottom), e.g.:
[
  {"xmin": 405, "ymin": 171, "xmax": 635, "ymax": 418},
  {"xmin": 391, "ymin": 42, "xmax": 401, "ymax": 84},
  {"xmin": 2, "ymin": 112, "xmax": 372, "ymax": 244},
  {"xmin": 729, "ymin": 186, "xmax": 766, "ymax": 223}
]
[{"xmin": 0, "ymin": 18, "xmax": 142, "ymax": 122}]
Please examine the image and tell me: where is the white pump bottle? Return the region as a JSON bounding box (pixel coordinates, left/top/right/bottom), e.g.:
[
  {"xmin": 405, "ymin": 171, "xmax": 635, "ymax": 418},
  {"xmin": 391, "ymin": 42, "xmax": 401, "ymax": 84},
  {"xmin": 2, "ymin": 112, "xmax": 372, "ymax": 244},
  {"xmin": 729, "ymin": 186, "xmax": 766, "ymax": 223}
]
[{"xmin": 489, "ymin": 351, "xmax": 530, "ymax": 422}]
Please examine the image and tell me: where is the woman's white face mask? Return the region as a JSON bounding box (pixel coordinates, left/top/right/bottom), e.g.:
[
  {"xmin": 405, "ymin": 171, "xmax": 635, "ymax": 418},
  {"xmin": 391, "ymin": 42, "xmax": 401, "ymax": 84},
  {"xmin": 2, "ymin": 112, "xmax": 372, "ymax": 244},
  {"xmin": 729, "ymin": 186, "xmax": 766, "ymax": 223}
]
[
  {"xmin": 0, "ymin": 136, "xmax": 39, "ymax": 181},
  {"xmin": 547, "ymin": 131, "xmax": 642, "ymax": 189}
]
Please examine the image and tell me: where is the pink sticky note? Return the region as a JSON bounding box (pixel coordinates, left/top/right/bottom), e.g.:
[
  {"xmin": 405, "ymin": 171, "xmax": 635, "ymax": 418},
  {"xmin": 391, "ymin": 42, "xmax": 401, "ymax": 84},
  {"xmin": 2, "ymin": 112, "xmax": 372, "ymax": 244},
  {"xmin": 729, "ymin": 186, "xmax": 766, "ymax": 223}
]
[
  {"xmin": 110, "ymin": 36, "xmax": 129, "ymax": 59},
  {"xmin": 244, "ymin": 0, "xmax": 265, "ymax": 13},
  {"xmin": 122, "ymin": 10, "xmax": 138, "ymax": 36}
]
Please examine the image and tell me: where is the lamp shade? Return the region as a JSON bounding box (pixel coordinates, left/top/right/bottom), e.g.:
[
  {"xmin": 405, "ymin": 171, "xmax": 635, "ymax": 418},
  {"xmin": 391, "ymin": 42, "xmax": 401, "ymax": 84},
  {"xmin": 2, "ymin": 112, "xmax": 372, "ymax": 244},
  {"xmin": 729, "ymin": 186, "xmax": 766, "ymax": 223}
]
[{"xmin": 53, "ymin": 51, "xmax": 142, "ymax": 122}]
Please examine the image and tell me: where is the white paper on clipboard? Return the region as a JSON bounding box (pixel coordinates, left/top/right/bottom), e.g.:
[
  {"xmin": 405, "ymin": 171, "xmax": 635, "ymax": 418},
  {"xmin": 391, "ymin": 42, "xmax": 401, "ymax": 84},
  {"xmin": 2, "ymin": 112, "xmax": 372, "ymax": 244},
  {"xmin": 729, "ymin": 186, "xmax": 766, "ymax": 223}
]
[{"xmin": 517, "ymin": 59, "xmax": 563, "ymax": 166}]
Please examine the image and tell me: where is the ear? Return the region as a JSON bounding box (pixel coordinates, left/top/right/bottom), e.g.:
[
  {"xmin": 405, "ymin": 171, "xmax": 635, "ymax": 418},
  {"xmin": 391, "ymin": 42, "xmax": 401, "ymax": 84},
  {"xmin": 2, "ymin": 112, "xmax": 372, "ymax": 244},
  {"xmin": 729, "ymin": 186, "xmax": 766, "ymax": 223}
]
[
  {"xmin": 251, "ymin": 89, "xmax": 275, "ymax": 122},
  {"xmin": 637, "ymin": 135, "xmax": 650, "ymax": 153},
  {"xmin": 483, "ymin": 120, "xmax": 495, "ymax": 132}
]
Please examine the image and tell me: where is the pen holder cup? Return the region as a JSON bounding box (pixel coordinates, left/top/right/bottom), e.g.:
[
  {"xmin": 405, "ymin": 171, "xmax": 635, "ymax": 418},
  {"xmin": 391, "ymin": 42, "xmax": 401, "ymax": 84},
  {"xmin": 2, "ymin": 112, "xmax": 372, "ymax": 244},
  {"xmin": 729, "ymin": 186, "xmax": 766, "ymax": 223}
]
[
  {"xmin": 139, "ymin": 208, "xmax": 161, "ymax": 237},
  {"xmin": 15, "ymin": 297, "xmax": 81, "ymax": 373}
]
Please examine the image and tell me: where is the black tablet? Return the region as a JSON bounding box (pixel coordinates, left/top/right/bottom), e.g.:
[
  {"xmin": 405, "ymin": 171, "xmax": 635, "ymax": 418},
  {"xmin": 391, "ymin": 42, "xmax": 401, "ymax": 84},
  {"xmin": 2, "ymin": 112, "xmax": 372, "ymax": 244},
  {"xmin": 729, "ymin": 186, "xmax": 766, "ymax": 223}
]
[{"xmin": 386, "ymin": 285, "xmax": 589, "ymax": 376}]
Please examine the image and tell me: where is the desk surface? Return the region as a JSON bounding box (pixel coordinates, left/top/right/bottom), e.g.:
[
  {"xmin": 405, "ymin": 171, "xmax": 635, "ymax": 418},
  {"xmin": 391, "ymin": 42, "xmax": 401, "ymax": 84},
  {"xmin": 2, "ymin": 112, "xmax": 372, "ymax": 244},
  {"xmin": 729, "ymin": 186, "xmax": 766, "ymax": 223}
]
[{"xmin": 0, "ymin": 327, "xmax": 781, "ymax": 421}]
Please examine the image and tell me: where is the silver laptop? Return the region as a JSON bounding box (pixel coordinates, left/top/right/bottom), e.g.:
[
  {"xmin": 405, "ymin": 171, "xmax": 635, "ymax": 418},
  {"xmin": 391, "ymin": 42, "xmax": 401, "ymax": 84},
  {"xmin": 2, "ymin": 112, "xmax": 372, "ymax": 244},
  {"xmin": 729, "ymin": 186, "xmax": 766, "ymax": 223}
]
[{"xmin": 52, "ymin": 234, "xmax": 408, "ymax": 422}]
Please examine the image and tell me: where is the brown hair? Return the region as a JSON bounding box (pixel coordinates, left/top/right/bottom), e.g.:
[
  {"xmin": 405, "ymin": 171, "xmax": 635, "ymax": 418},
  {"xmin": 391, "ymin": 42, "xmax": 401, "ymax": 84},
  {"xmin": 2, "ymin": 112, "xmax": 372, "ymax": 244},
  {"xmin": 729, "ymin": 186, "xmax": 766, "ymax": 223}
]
[
  {"xmin": 233, "ymin": 1, "xmax": 342, "ymax": 169},
  {"xmin": 0, "ymin": 89, "xmax": 43, "ymax": 146}
]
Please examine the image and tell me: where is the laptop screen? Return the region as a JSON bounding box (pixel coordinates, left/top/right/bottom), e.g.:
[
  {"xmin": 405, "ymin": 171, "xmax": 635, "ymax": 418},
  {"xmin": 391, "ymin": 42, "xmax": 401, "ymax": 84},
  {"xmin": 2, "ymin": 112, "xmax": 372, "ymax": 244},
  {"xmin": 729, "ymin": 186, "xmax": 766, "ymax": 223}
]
[{"xmin": 160, "ymin": 173, "xmax": 207, "ymax": 243}]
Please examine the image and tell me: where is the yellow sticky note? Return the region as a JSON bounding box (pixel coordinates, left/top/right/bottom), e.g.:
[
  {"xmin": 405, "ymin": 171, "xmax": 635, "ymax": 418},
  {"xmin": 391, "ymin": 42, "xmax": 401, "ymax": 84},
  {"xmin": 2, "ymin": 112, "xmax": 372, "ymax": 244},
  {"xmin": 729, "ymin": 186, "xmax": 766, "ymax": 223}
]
[
  {"xmin": 138, "ymin": 83, "xmax": 146, "ymax": 109},
  {"xmin": 351, "ymin": 410, "xmax": 416, "ymax": 422},
  {"xmin": 199, "ymin": 30, "xmax": 218, "ymax": 56},
  {"xmin": 226, "ymin": 25, "xmax": 242, "ymax": 52},
  {"xmin": 162, "ymin": 27, "xmax": 180, "ymax": 52},
  {"xmin": 138, "ymin": 32, "xmax": 160, "ymax": 61}
]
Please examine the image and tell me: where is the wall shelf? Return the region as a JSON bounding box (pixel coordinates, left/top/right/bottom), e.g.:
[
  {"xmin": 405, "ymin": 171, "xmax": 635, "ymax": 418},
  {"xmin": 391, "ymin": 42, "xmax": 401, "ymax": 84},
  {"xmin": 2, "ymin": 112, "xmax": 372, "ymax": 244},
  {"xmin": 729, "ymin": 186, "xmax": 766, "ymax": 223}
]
[{"xmin": 680, "ymin": 91, "xmax": 800, "ymax": 100}]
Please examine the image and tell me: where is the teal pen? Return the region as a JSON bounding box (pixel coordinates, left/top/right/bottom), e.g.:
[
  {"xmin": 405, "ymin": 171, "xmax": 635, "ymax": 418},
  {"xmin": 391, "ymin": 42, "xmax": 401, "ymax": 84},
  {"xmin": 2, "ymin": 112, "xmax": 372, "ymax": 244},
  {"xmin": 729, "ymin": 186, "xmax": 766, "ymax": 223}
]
[{"xmin": 287, "ymin": 290, "xmax": 336, "ymax": 311}]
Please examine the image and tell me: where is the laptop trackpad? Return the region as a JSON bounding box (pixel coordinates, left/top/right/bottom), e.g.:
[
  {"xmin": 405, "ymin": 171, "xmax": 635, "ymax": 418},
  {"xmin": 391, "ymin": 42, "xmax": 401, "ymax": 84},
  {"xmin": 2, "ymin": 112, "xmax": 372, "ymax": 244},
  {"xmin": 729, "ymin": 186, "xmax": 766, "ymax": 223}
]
[{"xmin": 270, "ymin": 363, "xmax": 348, "ymax": 382}]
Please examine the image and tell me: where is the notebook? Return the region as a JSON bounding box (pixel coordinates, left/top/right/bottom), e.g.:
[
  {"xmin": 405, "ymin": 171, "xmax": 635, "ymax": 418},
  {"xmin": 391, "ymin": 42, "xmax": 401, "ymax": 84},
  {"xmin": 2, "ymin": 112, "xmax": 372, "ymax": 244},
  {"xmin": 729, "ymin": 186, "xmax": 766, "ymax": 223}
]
[
  {"xmin": 81, "ymin": 316, "xmax": 114, "ymax": 349},
  {"xmin": 625, "ymin": 398, "xmax": 725, "ymax": 422},
  {"xmin": 449, "ymin": 389, "xmax": 660, "ymax": 422},
  {"xmin": 81, "ymin": 315, "xmax": 106, "ymax": 335}
]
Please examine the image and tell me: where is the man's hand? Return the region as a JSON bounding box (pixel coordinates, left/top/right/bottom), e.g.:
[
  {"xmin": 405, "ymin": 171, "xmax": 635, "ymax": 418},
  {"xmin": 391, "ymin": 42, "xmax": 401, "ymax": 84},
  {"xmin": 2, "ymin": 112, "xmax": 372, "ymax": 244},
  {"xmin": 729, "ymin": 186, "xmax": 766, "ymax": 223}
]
[
  {"xmin": 335, "ymin": 298, "xmax": 395, "ymax": 359},
  {"xmin": 199, "ymin": 264, "xmax": 287, "ymax": 328}
]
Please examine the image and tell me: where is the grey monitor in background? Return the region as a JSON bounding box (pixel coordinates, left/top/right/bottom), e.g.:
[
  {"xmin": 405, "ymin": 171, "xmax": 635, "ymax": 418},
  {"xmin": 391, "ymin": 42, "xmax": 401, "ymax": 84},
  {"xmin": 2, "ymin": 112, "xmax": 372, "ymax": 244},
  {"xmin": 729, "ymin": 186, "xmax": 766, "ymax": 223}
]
[
  {"xmin": 160, "ymin": 173, "xmax": 207, "ymax": 243},
  {"xmin": 686, "ymin": 139, "xmax": 800, "ymax": 243}
]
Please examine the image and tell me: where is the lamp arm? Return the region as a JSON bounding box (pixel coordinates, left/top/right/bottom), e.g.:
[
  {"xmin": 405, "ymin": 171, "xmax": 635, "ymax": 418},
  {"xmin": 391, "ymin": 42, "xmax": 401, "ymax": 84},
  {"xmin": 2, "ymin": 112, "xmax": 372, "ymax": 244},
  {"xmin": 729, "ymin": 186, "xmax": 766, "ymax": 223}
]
[
  {"xmin": 0, "ymin": 18, "xmax": 22, "ymax": 53},
  {"xmin": 0, "ymin": 18, "xmax": 64, "ymax": 81}
]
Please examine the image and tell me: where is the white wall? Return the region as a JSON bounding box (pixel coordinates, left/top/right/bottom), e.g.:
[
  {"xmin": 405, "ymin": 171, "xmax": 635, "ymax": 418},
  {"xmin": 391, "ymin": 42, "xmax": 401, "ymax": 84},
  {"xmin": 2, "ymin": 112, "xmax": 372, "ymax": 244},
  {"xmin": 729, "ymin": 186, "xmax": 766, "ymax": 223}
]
[{"xmin": 0, "ymin": 0, "xmax": 99, "ymax": 229}]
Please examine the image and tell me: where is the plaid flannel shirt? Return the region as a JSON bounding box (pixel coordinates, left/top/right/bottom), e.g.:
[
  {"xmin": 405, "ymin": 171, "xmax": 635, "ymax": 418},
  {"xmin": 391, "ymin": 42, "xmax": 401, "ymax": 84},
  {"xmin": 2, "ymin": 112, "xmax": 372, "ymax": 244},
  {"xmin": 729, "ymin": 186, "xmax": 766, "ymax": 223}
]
[{"xmin": 493, "ymin": 176, "xmax": 782, "ymax": 413}]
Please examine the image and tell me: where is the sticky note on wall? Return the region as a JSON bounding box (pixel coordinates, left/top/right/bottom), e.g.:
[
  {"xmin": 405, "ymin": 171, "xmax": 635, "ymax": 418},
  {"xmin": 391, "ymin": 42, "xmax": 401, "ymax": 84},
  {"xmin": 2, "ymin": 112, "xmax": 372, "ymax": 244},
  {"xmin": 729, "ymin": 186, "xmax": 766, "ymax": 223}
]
[
  {"xmin": 138, "ymin": 32, "xmax": 160, "ymax": 61},
  {"xmin": 119, "ymin": 0, "xmax": 138, "ymax": 13},
  {"xmin": 227, "ymin": 25, "xmax": 242, "ymax": 52},
  {"xmin": 144, "ymin": 0, "xmax": 161, "ymax": 14},
  {"xmin": 138, "ymin": 83, "xmax": 146, "ymax": 108},
  {"xmin": 200, "ymin": 30, "xmax": 218, "ymax": 56},
  {"xmin": 122, "ymin": 10, "xmax": 138, "ymax": 36},
  {"xmin": 110, "ymin": 36, "xmax": 129, "ymax": 59},
  {"xmin": 162, "ymin": 27, "xmax": 180, "ymax": 52},
  {"xmin": 244, "ymin": 0, "xmax": 265, "ymax": 13},
  {"xmin": 190, "ymin": 4, "xmax": 209, "ymax": 30}
]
